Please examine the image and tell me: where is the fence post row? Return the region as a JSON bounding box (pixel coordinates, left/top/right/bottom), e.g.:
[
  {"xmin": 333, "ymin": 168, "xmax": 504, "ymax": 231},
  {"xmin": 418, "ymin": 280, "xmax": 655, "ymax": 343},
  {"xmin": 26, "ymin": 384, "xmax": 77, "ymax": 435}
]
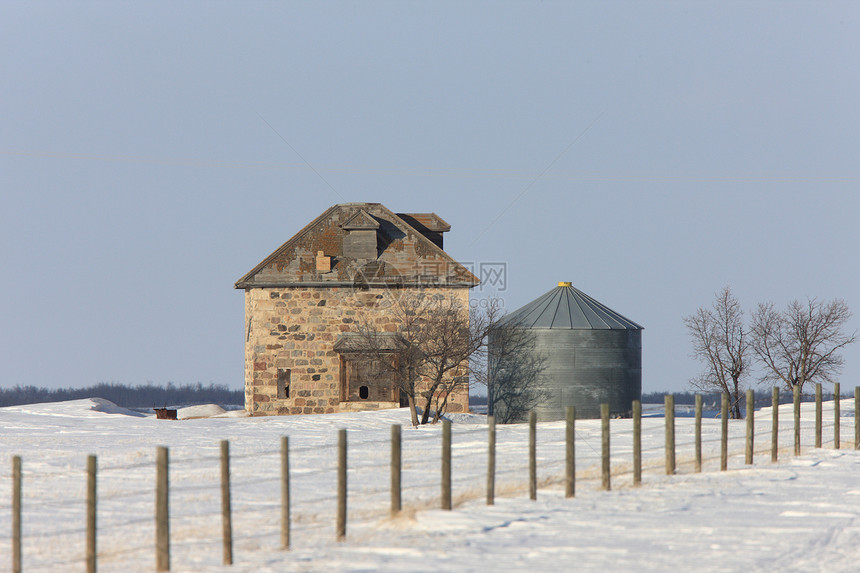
[
  {"xmin": 156, "ymin": 446, "xmax": 170, "ymax": 572},
  {"xmin": 665, "ymin": 395, "xmax": 675, "ymax": 475},
  {"xmin": 87, "ymin": 455, "xmax": 97, "ymax": 573},
  {"xmin": 441, "ymin": 421, "xmax": 452, "ymax": 511},
  {"xmin": 487, "ymin": 416, "xmax": 496, "ymax": 506},
  {"xmin": 566, "ymin": 406, "xmax": 576, "ymax": 497},
  {"xmin": 391, "ymin": 425, "xmax": 402, "ymax": 516},
  {"xmin": 337, "ymin": 429, "xmax": 347, "ymax": 541},
  {"xmin": 771, "ymin": 387, "xmax": 779, "ymax": 463},
  {"xmin": 601, "ymin": 403, "xmax": 610, "ymax": 491},
  {"xmin": 14, "ymin": 385, "xmax": 860, "ymax": 569},
  {"xmin": 220, "ymin": 440, "xmax": 233, "ymax": 566},
  {"xmin": 720, "ymin": 393, "xmax": 728, "ymax": 471}
]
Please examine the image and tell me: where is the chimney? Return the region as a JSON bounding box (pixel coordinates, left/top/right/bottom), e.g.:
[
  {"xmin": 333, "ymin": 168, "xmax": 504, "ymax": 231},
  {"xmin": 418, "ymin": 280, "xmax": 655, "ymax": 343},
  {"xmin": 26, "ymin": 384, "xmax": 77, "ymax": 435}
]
[{"xmin": 316, "ymin": 251, "xmax": 332, "ymax": 273}]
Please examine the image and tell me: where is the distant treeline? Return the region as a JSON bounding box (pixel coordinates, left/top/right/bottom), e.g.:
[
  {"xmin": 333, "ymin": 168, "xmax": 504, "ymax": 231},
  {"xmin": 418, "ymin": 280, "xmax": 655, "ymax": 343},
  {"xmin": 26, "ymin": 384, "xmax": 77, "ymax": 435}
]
[
  {"xmin": 470, "ymin": 394, "xmax": 488, "ymax": 406},
  {"xmin": 0, "ymin": 382, "xmax": 243, "ymax": 408},
  {"xmin": 642, "ymin": 391, "xmax": 723, "ymax": 406},
  {"xmin": 475, "ymin": 391, "xmax": 836, "ymax": 410},
  {"xmin": 3, "ymin": 384, "xmax": 830, "ymax": 410},
  {"xmin": 472, "ymin": 390, "xmax": 820, "ymax": 410},
  {"xmin": 642, "ymin": 389, "xmax": 833, "ymax": 407}
]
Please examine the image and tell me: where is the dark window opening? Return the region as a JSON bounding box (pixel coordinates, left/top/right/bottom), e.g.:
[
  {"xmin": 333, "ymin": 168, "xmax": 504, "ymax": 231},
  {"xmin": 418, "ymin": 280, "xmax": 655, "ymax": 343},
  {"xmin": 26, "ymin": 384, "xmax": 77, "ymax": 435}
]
[
  {"xmin": 277, "ymin": 368, "xmax": 291, "ymax": 399},
  {"xmin": 359, "ymin": 385, "xmax": 369, "ymax": 399}
]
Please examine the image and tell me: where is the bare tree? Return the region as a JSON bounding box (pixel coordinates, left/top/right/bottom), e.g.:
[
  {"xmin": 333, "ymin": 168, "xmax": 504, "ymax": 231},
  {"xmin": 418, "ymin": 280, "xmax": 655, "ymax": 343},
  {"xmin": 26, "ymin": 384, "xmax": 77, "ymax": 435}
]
[
  {"xmin": 481, "ymin": 321, "xmax": 549, "ymax": 424},
  {"xmin": 751, "ymin": 297, "xmax": 856, "ymax": 393},
  {"xmin": 353, "ymin": 290, "xmax": 494, "ymax": 426},
  {"xmin": 684, "ymin": 286, "xmax": 749, "ymax": 419}
]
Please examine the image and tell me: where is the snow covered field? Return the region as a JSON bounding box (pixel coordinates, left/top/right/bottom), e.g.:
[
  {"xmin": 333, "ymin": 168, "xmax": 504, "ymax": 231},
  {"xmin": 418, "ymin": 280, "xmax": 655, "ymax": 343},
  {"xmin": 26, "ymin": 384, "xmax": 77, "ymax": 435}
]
[{"xmin": 2, "ymin": 398, "xmax": 860, "ymax": 572}]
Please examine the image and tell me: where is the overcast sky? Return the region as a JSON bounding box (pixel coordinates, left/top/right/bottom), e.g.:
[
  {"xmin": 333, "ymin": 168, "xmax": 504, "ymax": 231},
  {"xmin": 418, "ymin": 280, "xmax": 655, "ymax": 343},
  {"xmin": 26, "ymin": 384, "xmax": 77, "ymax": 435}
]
[{"xmin": 2, "ymin": 1, "xmax": 859, "ymax": 395}]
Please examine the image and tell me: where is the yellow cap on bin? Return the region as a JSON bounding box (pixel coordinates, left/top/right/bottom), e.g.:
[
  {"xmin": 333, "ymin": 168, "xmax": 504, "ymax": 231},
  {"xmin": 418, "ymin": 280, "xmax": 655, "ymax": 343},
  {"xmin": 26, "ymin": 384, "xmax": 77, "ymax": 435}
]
[{"xmin": 558, "ymin": 281, "xmax": 572, "ymax": 287}]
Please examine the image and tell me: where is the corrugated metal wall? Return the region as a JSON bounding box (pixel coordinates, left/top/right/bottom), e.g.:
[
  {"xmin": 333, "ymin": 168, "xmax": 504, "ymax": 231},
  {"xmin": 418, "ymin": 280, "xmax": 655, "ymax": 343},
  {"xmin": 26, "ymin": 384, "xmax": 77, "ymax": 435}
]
[{"xmin": 490, "ymin": 328, "xmax": 642, "ymax": 423}]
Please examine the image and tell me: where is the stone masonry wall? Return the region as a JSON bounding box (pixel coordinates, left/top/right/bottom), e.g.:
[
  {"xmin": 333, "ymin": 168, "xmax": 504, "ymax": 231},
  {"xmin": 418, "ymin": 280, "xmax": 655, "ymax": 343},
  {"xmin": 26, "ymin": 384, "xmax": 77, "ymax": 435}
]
[{"xmin": 244, "ymin": 286, "xmax": 471, "ymax": 416}]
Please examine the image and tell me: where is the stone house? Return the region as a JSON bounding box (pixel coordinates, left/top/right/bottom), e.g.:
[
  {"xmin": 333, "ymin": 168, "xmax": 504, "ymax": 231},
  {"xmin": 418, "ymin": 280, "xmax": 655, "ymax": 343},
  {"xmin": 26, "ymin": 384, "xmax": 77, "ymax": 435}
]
[{"xmin": 235, "ymin": 203, "xmax": 479, "ymax": 416}]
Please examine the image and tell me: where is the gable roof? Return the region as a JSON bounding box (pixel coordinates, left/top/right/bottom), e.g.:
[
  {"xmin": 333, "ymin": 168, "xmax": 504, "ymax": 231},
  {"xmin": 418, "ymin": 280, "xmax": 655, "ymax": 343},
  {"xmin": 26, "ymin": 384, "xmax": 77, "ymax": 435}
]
[{"xmin": 235, "ymin": 203, "xmax": 479, "ymax": 289}]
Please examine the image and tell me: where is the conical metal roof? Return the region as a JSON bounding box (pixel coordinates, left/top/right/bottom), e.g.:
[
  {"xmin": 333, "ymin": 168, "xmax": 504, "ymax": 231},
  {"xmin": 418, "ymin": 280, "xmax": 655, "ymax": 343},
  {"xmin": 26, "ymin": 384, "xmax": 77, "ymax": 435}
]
[{"xmin": 501, "ymin": 282, "xmax": 643, "ymax": 330}]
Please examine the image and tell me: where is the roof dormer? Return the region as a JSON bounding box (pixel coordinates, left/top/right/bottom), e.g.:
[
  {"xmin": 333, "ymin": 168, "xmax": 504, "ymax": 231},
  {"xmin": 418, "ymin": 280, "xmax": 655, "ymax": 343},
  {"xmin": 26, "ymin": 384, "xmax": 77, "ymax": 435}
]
[{"xmin": 341, "ymin": 209, "xmax": 380, "ymax": 259}]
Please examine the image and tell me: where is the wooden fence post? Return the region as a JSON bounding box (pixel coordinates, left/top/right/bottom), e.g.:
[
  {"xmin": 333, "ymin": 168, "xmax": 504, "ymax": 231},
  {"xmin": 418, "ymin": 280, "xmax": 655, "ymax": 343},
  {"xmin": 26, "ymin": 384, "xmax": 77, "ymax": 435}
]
[
  {"xmin": 566, "ymin": 406, "xmax": 575, "ymax": 496},
  {"xmin": 694, "ymin": 395, "xmax": 702, "ymax": 473},
  {"xmin": 771, "ymin": 387, "xmax": 779, "ymax": 463},
  {"xmin": 745, "ymin": 389, "xmax": 754, "ymax": 465},
  {"xmin": 665, "ymin": 395, "xmax": 675, "ymax": 475},
  {"xmin": 721, "ymin": 393, "xmax": 728, "ymax": 471},
  {"xmin": 87, "ymin": 455, "xmax": 97, "ymax": 573},
  {"xmin": 487, "ymin": 416, "xmax": 496, "ymax": 505},
  {"xmin": 632, "ymin": 401, "xmax": 641, "ymax": 485},
  {"xmin": 601, "ymin": 404, "xmax": 610, "ymax": 491},
  {"xmin": 220, "ymin": 440, "xmax": 233, "ymax": 565},
  {"xmin": 815, "ymin": 383, "xmax": 822, "ymax": 448},
  {"xmin": 391, "ymin": 425, "xmax": 401, "ymax": 516},
  {"xmin": 794, "ymin": 386, "xmax": 801, "ymax": 456},
  {"xmin": 834, "ymin": 382, "xmax": 841, "ymax": 449},
  {"xmin": 529, "ymin": 411, "xmax": 537, "ymax": 500},
  {"xmin": 337, "ymin": 429, "xmax": 347, "ymax": 541},
  {"xmin": 12, "ymin": 455, "xmax": 21, "ymax": 573},
  {"xmin": 156, "ymin": 446, "xmax": 170, "ymax": 572},
  {"xmin": 855, "ymin": 387, "xmax": 859, "ymax": 450},
  {"xmin": 281, "ymin": 436, "xmax": 290, "ymax": 550},
  {"xmin": 442, "ymin": 421, "xmax": 452, "ymax": 510}
]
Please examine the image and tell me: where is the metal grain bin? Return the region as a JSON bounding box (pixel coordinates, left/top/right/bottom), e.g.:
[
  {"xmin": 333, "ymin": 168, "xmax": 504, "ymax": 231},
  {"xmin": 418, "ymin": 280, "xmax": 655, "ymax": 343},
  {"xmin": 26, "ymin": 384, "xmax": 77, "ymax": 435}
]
[{"xmin": 489, "ymin": 282, "xmax": 642, "ymax": 422}]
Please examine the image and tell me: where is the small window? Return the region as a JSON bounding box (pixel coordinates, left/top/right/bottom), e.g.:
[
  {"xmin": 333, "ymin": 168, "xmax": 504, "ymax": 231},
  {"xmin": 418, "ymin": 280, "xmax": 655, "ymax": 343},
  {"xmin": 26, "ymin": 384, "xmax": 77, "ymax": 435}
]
[
  {"xmin": 359, "ymin": 385, "xmax": 369, "ymax": 399},
  {"xmin": 277, "ymin": 369, "xmax": 291, "ymax": 399}
]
